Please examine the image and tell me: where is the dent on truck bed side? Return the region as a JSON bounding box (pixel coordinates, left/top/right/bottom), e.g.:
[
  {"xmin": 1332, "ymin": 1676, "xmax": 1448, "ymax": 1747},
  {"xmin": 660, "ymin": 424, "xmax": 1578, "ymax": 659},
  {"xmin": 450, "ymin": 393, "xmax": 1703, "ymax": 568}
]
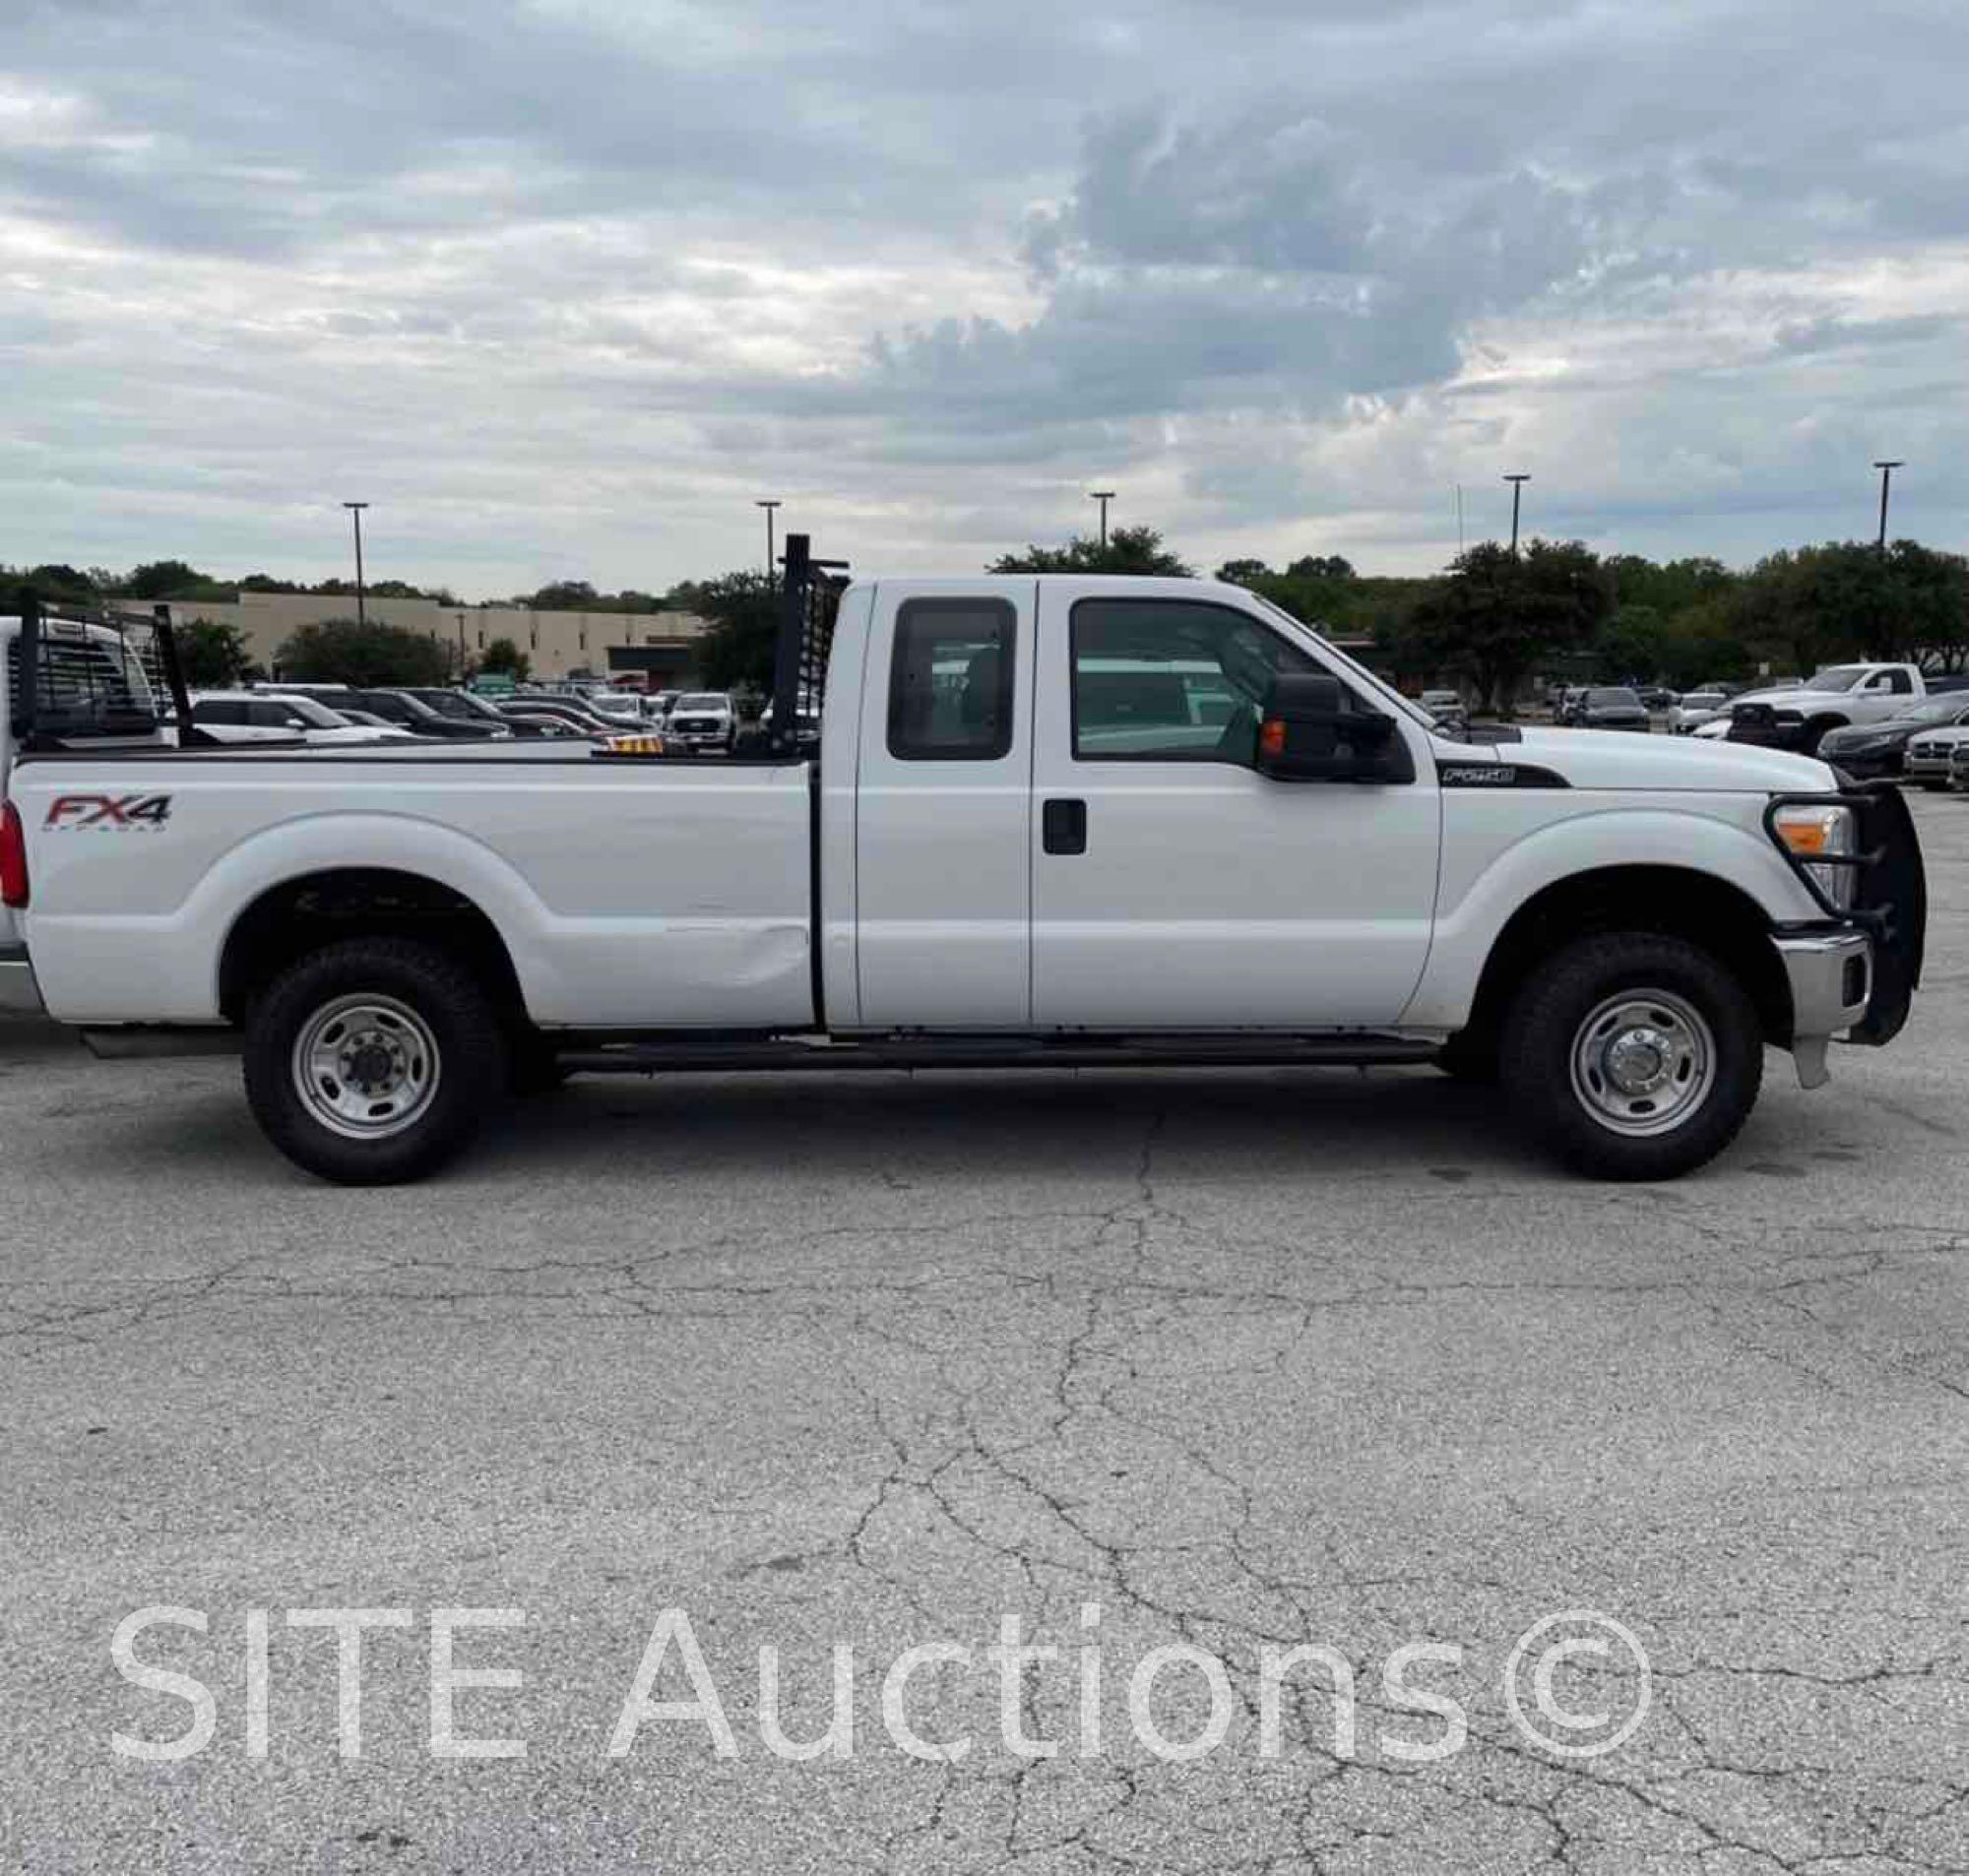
[{"xmin": 1399, "ymin": 796, "xmax": 1825, "ymax": 1031}]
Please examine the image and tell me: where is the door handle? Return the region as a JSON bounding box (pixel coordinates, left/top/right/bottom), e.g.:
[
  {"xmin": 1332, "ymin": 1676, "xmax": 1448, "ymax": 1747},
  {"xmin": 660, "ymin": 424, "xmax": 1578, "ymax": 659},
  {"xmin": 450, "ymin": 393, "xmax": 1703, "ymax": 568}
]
[{"xmin": 1043, "ymin": 797, "xmax": 1087, "ymax": 855}]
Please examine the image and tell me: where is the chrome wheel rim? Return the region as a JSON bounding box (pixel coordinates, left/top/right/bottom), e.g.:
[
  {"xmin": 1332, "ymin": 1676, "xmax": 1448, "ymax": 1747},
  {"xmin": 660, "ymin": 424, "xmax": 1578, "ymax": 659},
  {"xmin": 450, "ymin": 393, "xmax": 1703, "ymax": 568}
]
[
  {"xmin": 1568, "ymin": 989, "xmax": 1715, "ymax": 1137},
  {"xmin": 291, "ymin": 994, "xmax": 441, "ymax": 1141}
]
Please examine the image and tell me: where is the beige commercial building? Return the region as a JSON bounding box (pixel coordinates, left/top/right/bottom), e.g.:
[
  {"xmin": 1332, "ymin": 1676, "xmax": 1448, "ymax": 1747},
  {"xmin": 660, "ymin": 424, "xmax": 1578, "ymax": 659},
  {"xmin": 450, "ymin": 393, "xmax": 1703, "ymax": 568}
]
[{"xmin": 157, "ymin": 591, "xmax": 709, "ymax": 686}]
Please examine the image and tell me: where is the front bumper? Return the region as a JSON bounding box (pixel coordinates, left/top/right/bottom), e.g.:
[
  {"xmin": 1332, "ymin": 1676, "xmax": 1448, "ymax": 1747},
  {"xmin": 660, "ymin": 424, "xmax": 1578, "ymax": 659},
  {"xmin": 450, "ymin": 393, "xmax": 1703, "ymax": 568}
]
[
  {"xmin": 1820, "ymin": 745, "xmax": 1903, "ymax": 779},
  {"xmin": 0, "ymin": 945, "xmax": 45, "ymax": 1016},
  {"xmin": 1772, "ymin": 930, "xmax": 1872, "ymax": 1088}
]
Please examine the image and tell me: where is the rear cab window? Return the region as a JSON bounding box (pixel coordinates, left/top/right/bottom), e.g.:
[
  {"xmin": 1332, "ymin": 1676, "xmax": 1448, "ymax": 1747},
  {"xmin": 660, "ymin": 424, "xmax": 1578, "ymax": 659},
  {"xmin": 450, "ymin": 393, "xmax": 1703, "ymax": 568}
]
[{"xmin": 887, "ymin": 599, "xmax": 1017, "ymax": 761}]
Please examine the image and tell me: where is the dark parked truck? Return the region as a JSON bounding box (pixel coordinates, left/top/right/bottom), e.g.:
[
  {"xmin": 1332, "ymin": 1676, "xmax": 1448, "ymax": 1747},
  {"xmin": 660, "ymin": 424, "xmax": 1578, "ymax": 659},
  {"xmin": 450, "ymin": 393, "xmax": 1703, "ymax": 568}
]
[{"xmin": 1, "ymin": 549, "xmax": 1926, "ymax": 1185}]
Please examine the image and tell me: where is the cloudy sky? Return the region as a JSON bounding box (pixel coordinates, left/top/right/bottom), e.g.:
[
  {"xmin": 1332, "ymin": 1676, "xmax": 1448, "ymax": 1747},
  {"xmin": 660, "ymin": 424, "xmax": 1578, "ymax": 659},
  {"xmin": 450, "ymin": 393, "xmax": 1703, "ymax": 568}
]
[{"xmin": 3, "ymin": 0, "xmax": 1967, "ymax": 597}]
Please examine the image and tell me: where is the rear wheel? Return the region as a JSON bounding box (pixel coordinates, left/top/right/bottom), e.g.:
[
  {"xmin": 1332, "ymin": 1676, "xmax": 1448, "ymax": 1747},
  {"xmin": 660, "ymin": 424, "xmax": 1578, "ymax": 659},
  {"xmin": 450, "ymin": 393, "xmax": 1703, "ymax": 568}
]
[
  {"xmin": 243, "ymin": 937, "xmax": 508, "ymax": 1184},
  {"xmin": 1499, "ymin": 933, "xmax": 1763, "ymax": 1180}
]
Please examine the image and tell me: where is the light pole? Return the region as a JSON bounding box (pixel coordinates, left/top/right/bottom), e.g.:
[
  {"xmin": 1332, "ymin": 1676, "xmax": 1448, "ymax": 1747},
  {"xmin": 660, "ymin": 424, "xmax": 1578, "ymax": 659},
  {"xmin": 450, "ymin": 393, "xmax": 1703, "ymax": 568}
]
[
  {"xmin": 756, "ymin": 499, "xmax": 782, "ymax": 577},
  {"xmin": 342, "ymin": 502, "xmax": 369, "ymax": 625},
  {"xmin": 1503, "ymin": 474, "xmax": 1530, "ymax": 555},
  {"xmin": 1874, "ymin": 461, "xmax": 1904, "ymax": 551},
  {"xmin": 1089, "ymin": 490, "xmax": 1115, "ymax": 549}
]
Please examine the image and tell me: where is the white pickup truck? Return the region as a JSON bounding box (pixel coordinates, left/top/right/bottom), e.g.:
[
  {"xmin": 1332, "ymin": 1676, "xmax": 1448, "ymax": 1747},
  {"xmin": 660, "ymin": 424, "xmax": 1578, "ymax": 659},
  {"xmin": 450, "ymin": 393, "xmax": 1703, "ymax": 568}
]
[
  {"xmin": 1702, "ymin": 662, "xmax": 1943, "ymax": 753},
  {"xmin": 2, "ymin": 557, "xmax": 1926, "ymax": 1185}
]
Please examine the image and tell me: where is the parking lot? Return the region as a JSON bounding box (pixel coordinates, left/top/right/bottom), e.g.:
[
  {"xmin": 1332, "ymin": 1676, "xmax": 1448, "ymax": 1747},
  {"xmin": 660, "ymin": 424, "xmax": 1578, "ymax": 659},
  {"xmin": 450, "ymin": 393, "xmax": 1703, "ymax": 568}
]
[{"xmin": 3, "ymin": 797, "xmax": 1965, "ymax": 1875}]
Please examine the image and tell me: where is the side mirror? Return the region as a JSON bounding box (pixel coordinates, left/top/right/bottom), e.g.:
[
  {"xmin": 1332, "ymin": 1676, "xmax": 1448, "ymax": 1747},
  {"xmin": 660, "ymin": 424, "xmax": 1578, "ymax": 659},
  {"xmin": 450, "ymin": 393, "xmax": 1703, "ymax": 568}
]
[{"xmin": 1254, "ymin": 673, "xmax": 1415, "ymax": 783}]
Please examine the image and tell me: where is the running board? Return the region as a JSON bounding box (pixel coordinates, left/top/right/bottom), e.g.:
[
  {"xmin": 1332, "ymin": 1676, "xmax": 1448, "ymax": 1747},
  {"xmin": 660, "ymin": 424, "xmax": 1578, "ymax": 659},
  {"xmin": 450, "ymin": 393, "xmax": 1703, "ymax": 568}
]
[{"xmin": 553, "ymin": 1033, "xmax": 1441, "ymax": 1076}]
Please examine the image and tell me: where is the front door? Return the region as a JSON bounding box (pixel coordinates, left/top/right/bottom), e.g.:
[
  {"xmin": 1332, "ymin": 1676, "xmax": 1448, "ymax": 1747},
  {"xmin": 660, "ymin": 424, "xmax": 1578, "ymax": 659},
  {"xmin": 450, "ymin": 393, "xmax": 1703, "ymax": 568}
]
[{"xmin": 1030, "ymin": 586, "xmax": 1439, "ymax": 1030}]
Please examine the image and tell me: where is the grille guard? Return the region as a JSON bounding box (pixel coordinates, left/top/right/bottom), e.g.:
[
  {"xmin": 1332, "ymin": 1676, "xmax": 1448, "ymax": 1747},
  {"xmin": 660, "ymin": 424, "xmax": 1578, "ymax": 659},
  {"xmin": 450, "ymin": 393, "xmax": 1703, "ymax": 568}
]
[{"xmin": 1763, "ymin": 780, "xmax": 1926, "ymax": 1045}]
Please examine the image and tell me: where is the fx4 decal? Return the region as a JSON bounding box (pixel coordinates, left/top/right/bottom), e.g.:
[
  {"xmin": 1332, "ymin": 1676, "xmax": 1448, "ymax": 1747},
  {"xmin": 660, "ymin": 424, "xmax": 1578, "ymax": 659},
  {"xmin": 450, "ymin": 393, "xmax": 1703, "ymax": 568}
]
[{"xmin": 43, "ymin": 793, "xmax": 174, "ymax": 830}]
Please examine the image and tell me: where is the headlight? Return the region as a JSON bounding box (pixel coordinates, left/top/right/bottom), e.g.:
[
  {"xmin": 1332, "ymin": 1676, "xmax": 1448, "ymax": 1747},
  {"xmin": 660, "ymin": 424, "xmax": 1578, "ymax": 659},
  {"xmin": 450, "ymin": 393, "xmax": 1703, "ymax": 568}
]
[{"xmin": 1771, "ymin": 802, "xmax": 1857, "ymax": 908}]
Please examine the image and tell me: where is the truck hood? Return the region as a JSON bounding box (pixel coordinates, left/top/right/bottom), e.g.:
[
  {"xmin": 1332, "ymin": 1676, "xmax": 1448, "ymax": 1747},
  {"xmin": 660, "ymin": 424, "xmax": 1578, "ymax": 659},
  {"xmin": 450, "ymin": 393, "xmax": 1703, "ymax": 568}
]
[
  {"xmin": 1438, "ymin": 723, "xmax": 1837, "ymax": 792},
  {"xmin": 1728, "ymin": 685, "xmax": 1843, "ymax": 713}
]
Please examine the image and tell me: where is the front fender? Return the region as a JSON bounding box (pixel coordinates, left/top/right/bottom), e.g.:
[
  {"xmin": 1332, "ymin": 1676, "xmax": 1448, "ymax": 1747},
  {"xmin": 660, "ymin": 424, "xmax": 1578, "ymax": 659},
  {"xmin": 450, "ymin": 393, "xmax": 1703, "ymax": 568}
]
[{"xmin": 1401, "ymin": 800, "xmax": 1823, "ymax": 1030}]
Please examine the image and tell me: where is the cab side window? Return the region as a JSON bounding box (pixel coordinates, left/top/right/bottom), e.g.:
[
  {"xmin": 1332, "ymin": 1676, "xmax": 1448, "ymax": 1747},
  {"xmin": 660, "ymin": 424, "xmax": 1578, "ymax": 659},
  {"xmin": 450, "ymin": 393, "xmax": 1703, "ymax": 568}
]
[
  {"xmin": 887, "ymin": 599, "xmax": 1017, "ymax": 761},
  {"xmin": 1070, "ymin": 597, "xmax": 1322, "ymax": 764}
]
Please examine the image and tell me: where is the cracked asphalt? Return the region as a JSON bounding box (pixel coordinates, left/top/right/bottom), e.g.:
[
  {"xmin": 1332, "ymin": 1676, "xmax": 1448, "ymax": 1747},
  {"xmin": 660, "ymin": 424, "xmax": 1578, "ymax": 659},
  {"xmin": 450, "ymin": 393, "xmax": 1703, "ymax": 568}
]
[{"xmin": 3, "ymin": 797, "xmax": 1966, "ymax": 1874}]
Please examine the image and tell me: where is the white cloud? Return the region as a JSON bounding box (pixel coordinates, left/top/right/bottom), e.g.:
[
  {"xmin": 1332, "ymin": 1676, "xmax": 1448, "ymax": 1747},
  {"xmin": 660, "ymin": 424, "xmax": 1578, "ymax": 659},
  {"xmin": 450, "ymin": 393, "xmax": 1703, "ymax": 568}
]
[{"xmin": 1, "ymin": 0, "xmax": 1967, "ymax": 592}]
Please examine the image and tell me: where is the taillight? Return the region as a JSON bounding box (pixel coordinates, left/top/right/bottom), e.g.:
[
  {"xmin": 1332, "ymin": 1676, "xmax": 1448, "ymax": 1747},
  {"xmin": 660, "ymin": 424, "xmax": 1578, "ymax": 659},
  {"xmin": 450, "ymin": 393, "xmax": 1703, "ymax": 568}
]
[{"xmin": 0, "ymin": 800, "xmax": 27, "ymax": 909}]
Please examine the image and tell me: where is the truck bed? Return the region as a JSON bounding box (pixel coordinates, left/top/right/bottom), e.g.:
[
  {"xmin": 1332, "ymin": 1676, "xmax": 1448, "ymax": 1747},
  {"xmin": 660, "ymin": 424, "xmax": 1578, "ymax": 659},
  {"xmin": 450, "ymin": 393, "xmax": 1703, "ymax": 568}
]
[{"xmin": 12, "ymin": 745, "xmax": 817, "ymax": 1030}]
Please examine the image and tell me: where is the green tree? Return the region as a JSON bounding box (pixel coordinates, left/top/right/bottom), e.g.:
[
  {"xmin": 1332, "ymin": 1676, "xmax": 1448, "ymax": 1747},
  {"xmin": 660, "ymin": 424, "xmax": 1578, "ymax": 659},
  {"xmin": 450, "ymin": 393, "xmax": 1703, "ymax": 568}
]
[
  {"xmin": 479, "ymin": 636, "xmax": 531, "ymax": 682},
  {"xmin": 176, "ymin": 618, "xmax": 257, "ymax": 687},
  {"xmin": 692, "ymin": 570, "xmax": 783, "ymax": 691},
  {"xmin": 1395, "ymin": 539, "xmax": 1615, "ymax": 714},
  {"xmin": 273, "ymin": 618, "xmax": 451, "ymax": 686},
  {"xmin": 989, "ymin": 525, "xmax": 1193, "ymax": 576},
  {"xmin": 1214, "ymin": 558, "xmax": 1274, "ymax": 586},
  {"xmin": 124, "ymin": 559, "xmax": 223, "ymax": 600},
  {"xmin": 24, "ymin": 562, "xmax": 99, "ymax": 603}
]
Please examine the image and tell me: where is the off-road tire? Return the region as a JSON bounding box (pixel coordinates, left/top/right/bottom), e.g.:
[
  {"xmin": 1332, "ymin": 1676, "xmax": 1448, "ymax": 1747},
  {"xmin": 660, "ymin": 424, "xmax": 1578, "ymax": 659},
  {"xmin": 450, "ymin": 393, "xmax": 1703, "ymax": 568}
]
[
  {"xmin": 243, "ymin": 937, "xmax": 509, "ymax": 1185},
  {"xmin": 1500, "ymin": 932, "xmax": 1763, "ymax": 1180}
]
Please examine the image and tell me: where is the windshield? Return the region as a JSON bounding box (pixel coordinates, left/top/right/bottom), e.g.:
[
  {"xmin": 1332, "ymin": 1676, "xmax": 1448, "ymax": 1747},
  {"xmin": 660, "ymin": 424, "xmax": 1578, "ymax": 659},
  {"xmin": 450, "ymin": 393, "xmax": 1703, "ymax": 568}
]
[
  {"xmin": 414, "ymin": 691, "xmax": 478, "ymax": 719},
  {"xmin": 281, "ymin": 695, "xmax": 347, "ymax": 728},
  {"xmin": 1588, "ymin": 688, "xmax": 1641, "ymax": 707},
  {"xmin": 1683, "ymin": 692, "xmax": 1723, "ymax": 707},
  {"xmin": 1807, "ymin": 665, "xmax": 1871, "ymax": 693},
  {"xmin": 677, "ymin": 694, "xmax": 728, "ymax": 710}
]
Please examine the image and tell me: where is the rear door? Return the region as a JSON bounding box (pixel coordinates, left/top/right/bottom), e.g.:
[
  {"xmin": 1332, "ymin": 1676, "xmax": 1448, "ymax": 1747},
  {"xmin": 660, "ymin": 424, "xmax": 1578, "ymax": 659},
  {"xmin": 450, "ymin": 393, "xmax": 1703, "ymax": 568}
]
[
  {"xmin": 854, "ymin": 582, "xmax": 1035, "ymax": 1028},
  {"xmin": 1029, "ymin": 585, "xmax": 1440, "ymax": 1029}
]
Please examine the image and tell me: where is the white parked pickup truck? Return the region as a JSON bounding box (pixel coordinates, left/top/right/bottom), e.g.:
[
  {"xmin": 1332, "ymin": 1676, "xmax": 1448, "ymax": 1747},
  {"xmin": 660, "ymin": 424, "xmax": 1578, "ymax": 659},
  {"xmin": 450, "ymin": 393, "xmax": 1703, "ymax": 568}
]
[
  {"xmin": 1, "ymin": 554, "xmax": 1926, "ymax": 1185},
  {"xmin": 1699, "ymin": 662, "xmax": 1941, "ymax": 754}
]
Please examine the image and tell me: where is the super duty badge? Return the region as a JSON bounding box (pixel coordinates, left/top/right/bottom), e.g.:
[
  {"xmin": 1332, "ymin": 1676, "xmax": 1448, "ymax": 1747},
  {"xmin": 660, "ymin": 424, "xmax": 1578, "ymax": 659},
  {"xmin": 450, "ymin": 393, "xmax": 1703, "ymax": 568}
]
[{"xmin": 1437, "ymin": 764, "xmax": 1567, "ymax": 789}]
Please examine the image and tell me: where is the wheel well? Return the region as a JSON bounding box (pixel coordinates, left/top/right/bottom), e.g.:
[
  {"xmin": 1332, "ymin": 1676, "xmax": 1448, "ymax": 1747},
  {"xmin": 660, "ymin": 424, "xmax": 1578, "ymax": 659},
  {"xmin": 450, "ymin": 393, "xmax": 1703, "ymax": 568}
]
[
  {"xmin": 1459, "ymin": 866, "xmax": 1794, "ymax": 1054},
  {"xmin": 219, "ymin": 868, "xmax": 528, "ymax": 1030}
]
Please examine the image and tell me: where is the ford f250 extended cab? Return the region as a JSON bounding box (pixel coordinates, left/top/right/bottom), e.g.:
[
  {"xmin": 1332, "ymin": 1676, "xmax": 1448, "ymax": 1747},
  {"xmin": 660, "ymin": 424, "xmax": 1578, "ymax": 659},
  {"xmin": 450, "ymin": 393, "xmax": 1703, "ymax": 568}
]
[{"xmin": 0, "ymin": 544, "xmax": 1926, "ymax": 1185}]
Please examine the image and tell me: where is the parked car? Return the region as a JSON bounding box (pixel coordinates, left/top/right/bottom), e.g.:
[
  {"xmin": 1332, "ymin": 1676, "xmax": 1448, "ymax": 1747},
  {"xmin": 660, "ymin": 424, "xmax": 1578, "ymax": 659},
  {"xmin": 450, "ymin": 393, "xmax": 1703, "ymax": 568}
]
[
  {"xmin": 1904, "ymin": 722, "xmax": 1969, "ymax": 789},
  {"xmin": 501, "ymin": 695, "xmax": 619, "ymax": 737},
  {"xmin": 3, "ymin": 572, "xmax": 1925, "ymax": 1189},
  {"xmin": 337, "ymin": 688, "xmax": 512, "ymax": 741},
  {"xmin": 182, "ymin": 691, "xmax": 416, "ymax": 746},
  {"xmin": 1566, "ymin": 687, "xmax": 1651, "ymax": 731},
  {"xmin": 1820, "ymin": 696, "xmax": 1969, "ymax": 781},
  {"xmin": 1950, "ymin": 743, "xmax": 1969, "ymax": 793},
  {"xmin": 1669, "ymin": 690, "xmax": 1731, "ymax": 735},
  {"xmin": 664, "ymin": 692, "xmax": 737, "ymax": 751},
  {"xmin": 1418, "ymin": 689, "xmax": 1468, "ymax": 735},
  {"xmin": 1636, "ymin": 686, "xmax": 1679, "ymax": 711},
  {"xmin": 396, "ymin": 686, "xmax": 577, "ymax": 740}
]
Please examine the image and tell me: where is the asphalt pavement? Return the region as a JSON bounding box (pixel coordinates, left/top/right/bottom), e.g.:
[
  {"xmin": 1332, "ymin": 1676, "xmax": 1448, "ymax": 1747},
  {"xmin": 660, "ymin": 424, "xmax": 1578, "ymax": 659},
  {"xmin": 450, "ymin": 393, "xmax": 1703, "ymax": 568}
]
[{"xmin": 2, "ymin": 798, "xmax": 1965, "ymax": 1874}]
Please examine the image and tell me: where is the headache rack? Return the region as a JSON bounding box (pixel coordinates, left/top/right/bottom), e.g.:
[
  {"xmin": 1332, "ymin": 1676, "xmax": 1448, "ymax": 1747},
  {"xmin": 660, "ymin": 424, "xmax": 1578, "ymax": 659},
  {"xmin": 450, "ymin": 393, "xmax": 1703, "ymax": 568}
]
[
  {"xmin": 7, "ymin": 589, "xmax": 193, "ymax": 752},
  {"xmin": 763, "ymin": 532, "xmax": 850, "ymax": 760}
]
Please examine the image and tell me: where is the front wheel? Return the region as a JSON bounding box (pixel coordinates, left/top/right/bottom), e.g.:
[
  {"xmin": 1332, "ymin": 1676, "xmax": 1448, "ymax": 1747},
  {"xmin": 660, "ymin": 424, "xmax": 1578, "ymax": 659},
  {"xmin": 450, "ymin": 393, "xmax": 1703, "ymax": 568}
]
[
  {"xmin": 243, "ymin": 937, "xmax": 509, "ymax": 1184},
  {"xmin": 1499, "ymin": 933, "xmax": 1763, "ymax": 1180}
]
